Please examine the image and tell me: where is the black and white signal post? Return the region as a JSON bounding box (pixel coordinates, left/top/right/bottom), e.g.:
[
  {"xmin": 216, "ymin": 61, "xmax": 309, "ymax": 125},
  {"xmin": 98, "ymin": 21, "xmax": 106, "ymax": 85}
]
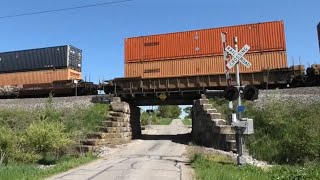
[{"xmin": 222, "ymin": 34, "xmax": 257, "ymax": 166}]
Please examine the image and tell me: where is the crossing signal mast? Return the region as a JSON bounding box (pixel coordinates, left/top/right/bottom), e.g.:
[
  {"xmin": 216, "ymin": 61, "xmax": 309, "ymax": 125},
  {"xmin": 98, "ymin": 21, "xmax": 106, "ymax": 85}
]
[{"xmin": 221, "ymin": 33, "xmax": 258, "ymax": 165}]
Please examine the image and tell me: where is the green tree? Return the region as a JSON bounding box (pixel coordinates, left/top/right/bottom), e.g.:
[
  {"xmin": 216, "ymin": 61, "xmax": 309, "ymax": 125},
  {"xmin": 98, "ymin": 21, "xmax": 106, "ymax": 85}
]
[
  {"xmin": 156, "ymin": 105, "xmax": 181, "ymax": 119},
  {"xmin": 140, "ymin": 112, "xmax": 149, "ymax": 126},
  {"xmin": 183, "ymin": 107, "xmax": 192, "ymax": 119},
  {"xmin": 141, "ymin": 111, "xmax": 159, "ymax": 125}
]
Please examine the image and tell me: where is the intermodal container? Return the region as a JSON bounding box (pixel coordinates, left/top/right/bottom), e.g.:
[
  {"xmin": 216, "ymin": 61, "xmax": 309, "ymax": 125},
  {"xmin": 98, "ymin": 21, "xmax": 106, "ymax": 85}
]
[
  {"xmin": 0, "ymin": 68, "xmax": 81, "ymax": 86},
  {"xmin": 318, "ymin": 22, "xmax": 320, "ymax": 52},
  {"xmin": 125, "ymin": 21, "xmax": 286, "ymax": 63},
  {"xmin": 0, "ymin": 45, "xmax": 82, "ymax": 73},
  {"xmin": 124, "ymin": 51, "xmax": 288, "ymax": 78}
]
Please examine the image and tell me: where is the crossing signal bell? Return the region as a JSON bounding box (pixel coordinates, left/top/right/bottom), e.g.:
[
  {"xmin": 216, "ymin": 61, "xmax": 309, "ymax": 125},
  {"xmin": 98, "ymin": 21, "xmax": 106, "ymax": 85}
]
[{"xmin": 223, "ymin": 85, "xmax": 259, "ymax": 101}]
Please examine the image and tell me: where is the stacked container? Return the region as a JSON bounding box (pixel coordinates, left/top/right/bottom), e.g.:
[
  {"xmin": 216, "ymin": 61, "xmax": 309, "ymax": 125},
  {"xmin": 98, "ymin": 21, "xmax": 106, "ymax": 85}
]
[
  {"xmin": 0, "ymin": 69, "xmax": 81, "ymax": 86},
  {"xmin": 0, "ymin": 45, "xmax": 82, "ymax": 86},
  {"xmin": 124, "ymin": 21, "xmax": 288, "ymax": 78}
]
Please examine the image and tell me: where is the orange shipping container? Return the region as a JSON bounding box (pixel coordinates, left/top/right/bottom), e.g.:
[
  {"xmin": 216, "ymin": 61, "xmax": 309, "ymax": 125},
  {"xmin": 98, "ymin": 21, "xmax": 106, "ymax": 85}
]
[
  {"xmin": 124, "ymin": 51, "xmax": 288, "ymax": 78},
  {"xmin": 0, "ymin": 69, "xmax": 81, "ymax": 86},
  {"xmin": 125, "ymin": 21, "xmax": 286, "ymax": 63}
]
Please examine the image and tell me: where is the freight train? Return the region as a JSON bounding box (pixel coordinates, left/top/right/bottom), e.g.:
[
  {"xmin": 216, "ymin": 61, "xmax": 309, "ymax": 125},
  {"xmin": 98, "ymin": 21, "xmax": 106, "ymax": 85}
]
[
  {"xmin": 101, "ymin": 64, "xmax": 320, "ymax": 96},
  {"xmin": 0, "ymin": 80, "xmax": 98, "ymax": 98},
  {"xmin": 0, "ymin": 45, "xmax": 98, "ymax": 98},
  {"xmin": 101, "ymin": 21, "xmax": 320, "ymax": 97}
]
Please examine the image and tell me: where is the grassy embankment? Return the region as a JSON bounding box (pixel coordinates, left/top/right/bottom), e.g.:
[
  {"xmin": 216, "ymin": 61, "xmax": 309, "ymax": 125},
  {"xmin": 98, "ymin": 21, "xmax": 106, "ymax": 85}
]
[
  {"xmin": 158, "ymin": 118, "xmax": 173, "ymax": 125},
  {"xmin": 0, "ymin": 98, "xmax": 108, "ymax": 179},
  {"xmin": 182, "ymin": 119, "xmax": 192, "ymax": 125}
]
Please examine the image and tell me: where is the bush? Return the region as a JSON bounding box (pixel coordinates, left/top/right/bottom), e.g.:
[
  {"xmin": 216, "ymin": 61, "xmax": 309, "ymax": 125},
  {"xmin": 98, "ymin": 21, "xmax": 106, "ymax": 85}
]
[
  {"xmin": 141, "ymin": 111, "xmax": 160, "ymax": 126},
  {"xmin": 0, "ymin": 126, "xmax": 18, "ymax": 165},
  {"xmin": 0, "ymin": 126, "xmax": 41, "ymax": 164},
  {"xmin": 24, "ymin": 120, "xmax": 71, "ymax": 156}
]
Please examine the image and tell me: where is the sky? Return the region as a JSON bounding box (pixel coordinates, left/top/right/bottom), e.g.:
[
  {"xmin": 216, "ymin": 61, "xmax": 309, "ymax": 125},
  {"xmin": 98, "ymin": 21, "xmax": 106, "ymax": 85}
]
[{"xmin": 1, "ymin": 0, "xmax": 319, "ymax": 117}]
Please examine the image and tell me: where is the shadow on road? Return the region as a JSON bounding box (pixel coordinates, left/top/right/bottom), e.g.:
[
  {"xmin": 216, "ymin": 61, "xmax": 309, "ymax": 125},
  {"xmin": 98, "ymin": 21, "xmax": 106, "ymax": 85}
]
[{"xmin": 138, "ymin": 133, "xmax": 192, "ymax": 145}]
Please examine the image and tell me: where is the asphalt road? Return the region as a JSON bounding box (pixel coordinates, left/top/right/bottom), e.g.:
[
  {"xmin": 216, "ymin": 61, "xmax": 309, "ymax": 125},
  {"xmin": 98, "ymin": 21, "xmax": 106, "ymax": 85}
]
[{"xmin": 48, "ymin": 119, "xmax": 193, "ymax": 180}]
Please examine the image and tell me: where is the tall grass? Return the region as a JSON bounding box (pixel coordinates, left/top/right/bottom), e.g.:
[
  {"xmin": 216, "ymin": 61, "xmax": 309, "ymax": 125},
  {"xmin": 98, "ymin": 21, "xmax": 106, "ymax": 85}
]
[
  {"xmin": 209, "ymin": 97, "xmax": 320, "ymax": 165},
  {"xmin": 244, "ymin": 100, "xmax": 320, "ymax": 165},
  {"xmin": 191, "ymin": 153, "xmax": 268, "ymax": 180},
  {"xmin": 191, "ymin": 153, "xmax": 320, "ymax": 180}
]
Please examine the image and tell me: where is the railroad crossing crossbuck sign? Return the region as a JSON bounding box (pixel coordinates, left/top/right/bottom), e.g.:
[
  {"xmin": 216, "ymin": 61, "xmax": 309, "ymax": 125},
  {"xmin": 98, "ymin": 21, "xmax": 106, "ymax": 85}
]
[{"xmin": 225, "ymin": 44, "xmax": 252, "ymax": 69}]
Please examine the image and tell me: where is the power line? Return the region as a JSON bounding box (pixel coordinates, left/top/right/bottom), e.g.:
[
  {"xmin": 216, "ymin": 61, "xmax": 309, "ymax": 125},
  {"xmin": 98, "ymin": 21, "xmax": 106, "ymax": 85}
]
[{"xmin": 0, "ymin": 0, "xmax": 133, "ymax": 19}]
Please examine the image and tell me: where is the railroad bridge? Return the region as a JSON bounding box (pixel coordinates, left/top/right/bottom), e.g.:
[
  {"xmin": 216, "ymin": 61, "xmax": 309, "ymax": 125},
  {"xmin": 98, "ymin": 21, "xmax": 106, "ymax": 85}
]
[
  {"xmin": 79, "ymin": 68, "xmax": 299, "ymax": 152},
  {"xmin": 81, "ymin": 94, "xmax": 238, "ymax": 153}
]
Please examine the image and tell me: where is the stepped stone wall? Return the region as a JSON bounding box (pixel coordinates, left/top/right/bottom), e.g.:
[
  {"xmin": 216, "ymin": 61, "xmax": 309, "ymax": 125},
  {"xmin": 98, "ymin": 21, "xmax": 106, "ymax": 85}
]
[
  {"xmin": 78, "ymin": 97, "xmax": 141, "ymax": 152},
  {"xmin": 192, "ymin": 97, "xmax": 236, "ymax": 152}
]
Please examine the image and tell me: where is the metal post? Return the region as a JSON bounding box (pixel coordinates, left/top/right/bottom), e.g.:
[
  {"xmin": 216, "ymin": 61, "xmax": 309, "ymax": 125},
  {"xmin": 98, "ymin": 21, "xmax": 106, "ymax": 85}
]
[
  {"xmin": 221, "ymin": 32, "xmax": 229, "ymax": 84},
  {"xmin": 234, "ymin": 37, "xmax": 241, "ymax": 115},
  {"xmin": 75, "ymin": 82, "xmax": 78, "ymax": 96},
  {"xmin": 234, "ymin": 37, "xmax": 245, "ymax": 165}
]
